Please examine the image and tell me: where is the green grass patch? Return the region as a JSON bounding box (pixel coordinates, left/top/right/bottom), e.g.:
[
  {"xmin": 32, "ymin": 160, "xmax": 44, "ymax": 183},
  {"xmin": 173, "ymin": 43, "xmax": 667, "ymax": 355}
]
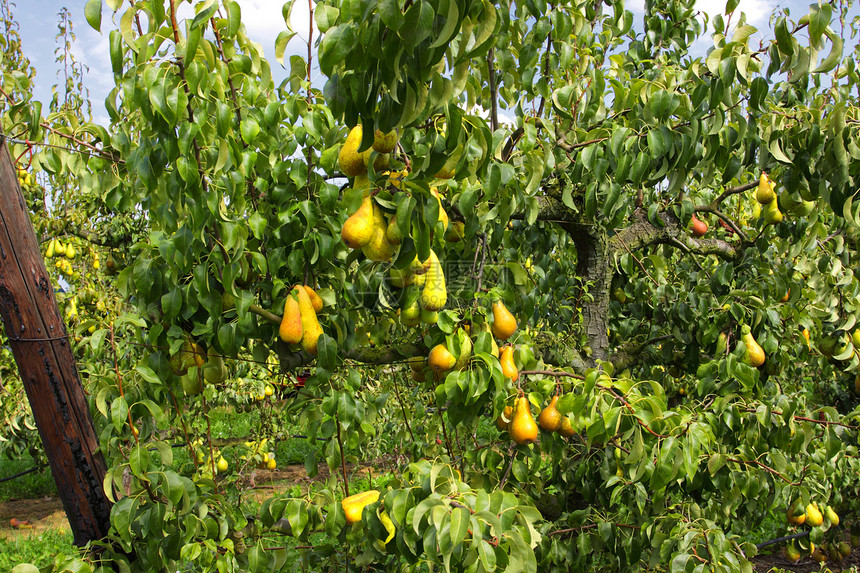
[
  {"xmin": 0, "ymin": 456, "xmax": 57, "ymax": 502},
  {"xmin": 0, "ymin": 529, "xmax": 78, "ymax": 570}
]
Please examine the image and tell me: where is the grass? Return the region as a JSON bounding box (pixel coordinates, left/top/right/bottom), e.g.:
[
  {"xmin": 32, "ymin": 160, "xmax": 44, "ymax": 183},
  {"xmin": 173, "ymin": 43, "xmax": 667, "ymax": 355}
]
[
  {"xmin": 0, "ymin": 529, "xmax": 78, "ymax": 570},
  {"xmin": 0, "ymin": 455, "xmax": 58, "ymax": 502}
]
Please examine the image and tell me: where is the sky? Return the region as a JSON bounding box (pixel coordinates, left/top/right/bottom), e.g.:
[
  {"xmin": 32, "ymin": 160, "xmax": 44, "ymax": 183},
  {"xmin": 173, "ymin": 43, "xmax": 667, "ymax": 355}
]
[{"xmin": 9, "ymin": 0, "xmax": 811, "ymax": 127}]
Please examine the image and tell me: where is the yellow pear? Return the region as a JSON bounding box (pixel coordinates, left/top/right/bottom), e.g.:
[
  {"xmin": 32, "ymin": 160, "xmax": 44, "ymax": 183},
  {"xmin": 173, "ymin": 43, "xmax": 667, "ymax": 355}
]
[
  {"xmin": 420, "ymin": 250, "xmax": 447, "ymax": 311},
  {"xmin": 46, "ymin": 238, "xmax": 56, "ymax": 258},
  {"xmin": 492, "ymin": 300, "xmax": 517, "ymax": 340},
  {"xmin": 509, "ymin": 394, "xmax": 538, "ymax": 445},
  {"xmin": 763, "ymin": 197, "xmax": 783, "ymax": 224},
  {"xmin": 756, "ymin": 172, "xmax": 775, "ymax": 204},
  {"xmin": 361, "ymin": 204, "xmax": 397, "ymax": 262},
  {"xmin": 295, "ymin": 286, "xmax": 323, "ymax": 354},
  {"xmin": 500, "ymin": 345, "xmax": 518, "ymax": 381},
  {"xmin": 825, "ymin": 505, "xmax": 839, "ymax": 526},
  {"xmin": 805, "ymin": 502, "xmax": 823, "ymax": 527},
  {"xmin": 302, "ymin": 285, "xmax": 324, "ymax": 313},
  {"xmin": 372, "ymin": 129, "xmax": 398, "ymax": 153},
  {"xmin": 784, "ymin": 543, "xmax": 802, "ymax": 563},
  {"xmin": 558, "ymin": 416, "xmax": 576, "ymax": 437},
  {"xmin": 279, "ymin": 288, "xmax": 303, "ymax": 344},
  {"xmin": 430, "ymin": 187, "xmax": 449, "ymax": 231},
  {"xmin": 787, "ymin": 499, "xmax": 806, "ymax": 526},
  {"xmin": 479, "ymin": 320, "xmax": 500, "ymax": 358},
  {"xmin": 342, "ymin": 194, "xmax": 375, "ymax": 249},
  {"xmin": 496, "ymin": 405, "xmax": 513, "ymax": 431},
  {"xmin": 428, "ymin": 343, "xmax": 457, "ymax": 377},
  {"xmin": 538, "ymin": 395, "xmax": 562, "ymax": 432},
  {"xmin": 342, "ymin": 490, "xmax": 380, "ymax": 525},
  {"xmin": 740, "ymin": 325, "xmax": 765, "ymax": 367},
  {"xmin": 339, "ymin": 126, "xmax": 368, "ymax": 177}
]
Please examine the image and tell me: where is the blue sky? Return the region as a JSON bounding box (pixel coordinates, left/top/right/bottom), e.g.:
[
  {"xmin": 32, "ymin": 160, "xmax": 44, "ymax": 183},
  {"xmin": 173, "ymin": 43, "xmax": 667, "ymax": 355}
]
[{"xmin": 11, "ymin": 0, "xmax": 809, "ymax": 127}]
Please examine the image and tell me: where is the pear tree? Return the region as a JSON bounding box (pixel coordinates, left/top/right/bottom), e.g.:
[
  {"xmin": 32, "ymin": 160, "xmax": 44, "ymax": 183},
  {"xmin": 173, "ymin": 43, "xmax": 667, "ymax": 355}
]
[{"xmin": 4, "ymin": 0, "xmax": 860, "ymax": 570}]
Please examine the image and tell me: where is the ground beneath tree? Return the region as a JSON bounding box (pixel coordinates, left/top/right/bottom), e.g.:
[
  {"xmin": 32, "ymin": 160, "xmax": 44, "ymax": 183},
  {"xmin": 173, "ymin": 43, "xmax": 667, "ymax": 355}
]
[
  {"xmin": 0, "ymin": 462, "xmax": 378, "ymax": 541},
  {"xmin": 751, "ymin": 544, "xmax": 859, "ymax": 572}
]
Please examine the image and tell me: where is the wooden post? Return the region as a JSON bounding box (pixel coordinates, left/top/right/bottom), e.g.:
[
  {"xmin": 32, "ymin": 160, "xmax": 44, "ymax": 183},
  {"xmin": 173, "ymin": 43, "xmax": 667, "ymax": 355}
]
[{"xmin": 0, "ymin": 134, "xmax": 111, "ymax": 545}]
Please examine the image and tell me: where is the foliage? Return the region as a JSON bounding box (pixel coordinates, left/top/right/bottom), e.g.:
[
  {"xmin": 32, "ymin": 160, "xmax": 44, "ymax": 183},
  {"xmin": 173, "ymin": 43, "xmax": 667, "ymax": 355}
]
[{"xmin": 6, "ymin": 0, "xmax": 860, "ymax": 571}]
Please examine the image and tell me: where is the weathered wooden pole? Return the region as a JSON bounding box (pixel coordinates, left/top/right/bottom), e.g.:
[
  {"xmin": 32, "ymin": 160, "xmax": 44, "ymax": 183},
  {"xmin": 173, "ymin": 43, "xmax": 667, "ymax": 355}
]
[{"xmin": 0, "ymin": 133, "xmax": 111, "ymax": 545}]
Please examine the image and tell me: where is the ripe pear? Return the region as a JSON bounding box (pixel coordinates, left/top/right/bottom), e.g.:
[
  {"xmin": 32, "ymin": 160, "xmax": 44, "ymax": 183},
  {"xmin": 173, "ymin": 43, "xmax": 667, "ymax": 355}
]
[
  {"xmin": 409, "ymin": 254, "xmax": 432, "ymax": 275},
  {"xmin": 805, "ymin": 502, "xmax": 824, "ymax": 527},
  {"xmin": 479, "ymin": 320, "xmax": 500, "ymax": 358},
  {"xmin": 740, "ymin": 325, "xmax": 765, "ymax": 368},
  {"xmin": 279, "ymin": 288, "xmax": 303, "ymax": 344},
  {"xmin": 756, "ymin": 173, "xmax": 775, "ymax": 204},
  {"xmin": 690, "ymin": 215, "xmax": 708, "ymax": 238},
  {"xmin": 65, "ymin": 243, "xmax": 76, "ymax": 260},
  {"xmin": 361, "ymin": 203, "xmax": 397, "ymax": 262},
  {"xmin": 492, "ymin": 300, "xmax": 517, "ymax": 340},
  {"xmin": 496, "ymin": 405, "xmax": 513, "ymax": 431},
  {"xmin": 763, "ymin": 197, "xmax": 783, "ymax": 224},
  {"xmin": 824, "ymin": 505, "xmax": 839, "ymax": 526},
  {"xmin": 372, "ymin": 129, "xmax": 398, "ymax": 153},
  {"xmin": 784, "ymin": 543, "xmax": 802, "ymax": 563},
  {"xmin": 295, "ymin": 286, "xmax": 323, "ymax": 354},
  {"xmin": 430, "ymin": 187, "xmax": 449, "ymax": 231},
  {"xmin": 558, "ymin": 416, "xmax": 576, "ymax": 437},
  {"xmin": 46, "ymin": 238, "xmax": 56, "ymax": 258},
  {"xmin": 538, "ymin": 395, "xmax": 562, "ymax": 432},
  {"xmin": 787, "ymin": 499, "xmax": 806, "ymax": 526},
  {"xmin": 342, "ymin": 490, "xmax": 380, "ymax": 525},
  {"xmin": 54, "ymin": 241, "xmax": 66, "ymax": 257},
  {"xmin": 509, "ymin": 394, "xmax": 538, "ymax": 445},
  {"xmin": 420, "ymin": 250, "xmax": 447, "ymax": 311},
  {"xmin": 428, "ymin": 343, "xmax": 457, "ymax": 377},
  {"xmin": 339, "ymin": 126, "xmax": 368, "ymax": 177},
  {"xmin": 500, "ymin": 345, "xmax": 519, "ymax": 381},
  {"xmin": 302, "ymin": 285, "xmax": 324, "ymax": 313},
  {"xmin": 342, "ymin": 194, "xmax": 375, "ymax": 249}
]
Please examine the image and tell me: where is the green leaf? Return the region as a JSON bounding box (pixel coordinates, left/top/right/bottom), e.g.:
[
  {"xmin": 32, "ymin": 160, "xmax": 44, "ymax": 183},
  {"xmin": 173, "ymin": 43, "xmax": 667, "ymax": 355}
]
[{"xmin": 85, "ymin": 0, "xmax": 102, "ymax": 31}]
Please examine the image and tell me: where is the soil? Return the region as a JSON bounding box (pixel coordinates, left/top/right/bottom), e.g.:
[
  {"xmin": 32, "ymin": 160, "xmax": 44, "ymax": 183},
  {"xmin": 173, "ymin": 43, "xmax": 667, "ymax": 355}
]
[{"xmin": 752, "ymin": 541, "xmax": 860, "ymax": 572}]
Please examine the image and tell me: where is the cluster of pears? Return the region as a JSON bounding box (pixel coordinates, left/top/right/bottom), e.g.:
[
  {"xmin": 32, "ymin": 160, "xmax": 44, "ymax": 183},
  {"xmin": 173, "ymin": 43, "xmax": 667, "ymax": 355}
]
[
  {"xmin": 338, "ymin": 124, "xmax": 458, "ymax": 314},
  {"xmin": 190, "ymin": 438, "xmax": 229, "ymax": 475},
  {"xmin": 278, "ymin": 285, "xmax": 325, "ymax": 354},
  {"xmin": 240, "ymin": 438, "xmax": 277, "ymax": 470},
  {"xmin": 785, "ymin": 500, "xmax": 844, "ymax": 563},
  {"xmin": 739, "ymin": 324, "xmax": 765, "ymax": 368},
  {"xmin": 46, "ymin": 237, "xmax": 77, "ymax": 260},
  {"xmin": 416, "ymin": 300, "xmax": 520, "ymax": 382},
  {"xmin": 754, "ymin": 173, "xmax": 784, "ymax": 225},
  {"xmin": 393, "ymin": 249, "xmax": 448, "ymax": 325},
  {"xmin": 169, "ymin": 340, "xmax": 228, "ymax": 396},
  {"xmin": 496, "ymin": 391, "xmax": 576, "ymax": 445}
]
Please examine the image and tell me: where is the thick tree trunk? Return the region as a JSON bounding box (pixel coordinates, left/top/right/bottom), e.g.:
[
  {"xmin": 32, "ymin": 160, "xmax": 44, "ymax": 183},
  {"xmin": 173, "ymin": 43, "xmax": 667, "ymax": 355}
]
[
  {"xmin": 0, "ymin": 136, "xmax": 111, "ymax": 545},
  {"xmin": 562, "ymin": 224, "xmax": 611, "ymax": 363}
]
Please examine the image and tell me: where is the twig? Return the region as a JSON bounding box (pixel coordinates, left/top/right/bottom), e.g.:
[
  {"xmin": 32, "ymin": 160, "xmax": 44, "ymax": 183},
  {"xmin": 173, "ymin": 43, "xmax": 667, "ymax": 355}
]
[
  {"xmin": 391, "ymin": 372, "xmax": 415, "ymax": 442},
  {"xmin": 615, "ymin": 233, "xmax": 659, "ymax": 286},
  {"xmin": 519, "ymin": 369, "xmax": 585, "ymax": 379},
  {"xmin": 498, "ymin": 444, "xmax": 516, "ymax": 489},
  {"xmin": 335, "ymin": 416, "xmax": 349, "ymax": 497}
]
